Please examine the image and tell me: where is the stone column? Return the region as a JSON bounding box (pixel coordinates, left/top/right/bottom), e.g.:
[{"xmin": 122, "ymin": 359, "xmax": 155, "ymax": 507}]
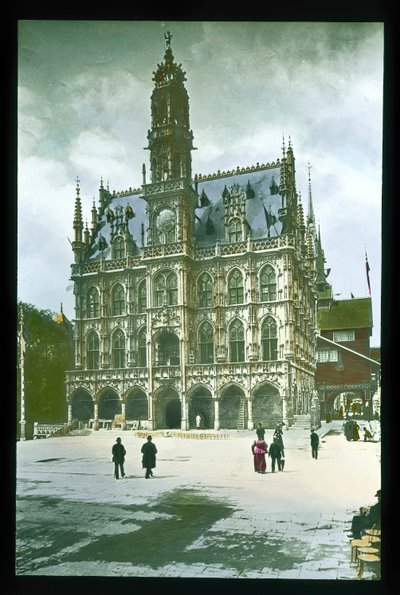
[
  {"xmin": 93, "ymin": 402, "xmax": 99, "ymax": 431},
  {"xmin": 247, "ymin": 398, "xmax": 254, "ymax": 430},
  {"xmin": 67, "ymin": 403, "xmax": 73, "ymax": 424},
  {"xmin": 214, "ymin": 399, "xmax": 220, "ymax": 430}
]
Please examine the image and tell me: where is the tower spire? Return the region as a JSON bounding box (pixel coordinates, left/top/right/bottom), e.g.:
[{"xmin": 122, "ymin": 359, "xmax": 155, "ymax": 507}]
[
  {"xmin": 147, "ymin": 32, "xmax": 194, "ymax": 183},
  {"xmin": 307, "ymin": 162, "xmax": 315, "ymax": 224}
]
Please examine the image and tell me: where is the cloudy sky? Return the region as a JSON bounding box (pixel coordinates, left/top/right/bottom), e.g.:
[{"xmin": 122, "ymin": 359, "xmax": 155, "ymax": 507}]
[{"xmin": 17, "ymin": 20, "xmax": 383, "ymax": 345}]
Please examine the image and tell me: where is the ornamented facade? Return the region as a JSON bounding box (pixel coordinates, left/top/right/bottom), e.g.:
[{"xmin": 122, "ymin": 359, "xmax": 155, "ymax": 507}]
[{"xmin": 65, "ymin": 34, "xmax": 322, "ymax": 431}]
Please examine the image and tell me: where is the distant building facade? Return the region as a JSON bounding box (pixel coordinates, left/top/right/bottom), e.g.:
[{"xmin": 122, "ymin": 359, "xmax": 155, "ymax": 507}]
[
  {"xmin": 315, "ymin": 294, "xmax": 380, "ymax": 418},
  {"xmin": 65, "ymin": 34, "xmax": 325, "ymax": 431}
]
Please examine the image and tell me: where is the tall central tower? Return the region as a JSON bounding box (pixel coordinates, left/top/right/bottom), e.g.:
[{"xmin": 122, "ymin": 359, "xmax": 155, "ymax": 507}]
[
  {"xmin": 147, "ymin": 31, "xmax": 194, "ymax": 183},
  {"xmin": 143, "ymin": 31, "xmax": 196, "ymax": 250}
]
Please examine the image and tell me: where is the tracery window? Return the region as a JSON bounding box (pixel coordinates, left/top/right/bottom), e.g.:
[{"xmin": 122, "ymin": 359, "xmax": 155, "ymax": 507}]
[
  {"xmin": 112, "ymin": 284, "xmax": 125, "ymax": 316},
  {"xmin": 113, "ymin": 236, "xmax": 125, "ymax": 259},
  {"xmin": 198, "ymin": 273, "xmax": 213, "ymax": 308},
  {"xmin": 261, "ymin": 316, "xmax": 278, "ymax": 361},
  {"xmin": 138, "ymin": 280, "xmax": 147, "ymax": 313},
  {"xmin": 198, "ymin": 321, "xmax": 214, "ymax": 363},
  {"xmin": 138, "ymin": 328, "xmax": 147, "ymax": 367},
  {"xmin": 112, "ymin": 329, "xmax": 125, "ymax": 368},
  {"xmin": 260, "ymin": 265, "xmax": 277, "ymax": 301},
  {"xmin": 86, "ymin": 331, "xmax": 99, "ymax": 369},
  {"xmin": 228, "ymin": 269, "xmax": 244, "ymax": 305},
  {"xmin": 153, "ymin": 271, "xmax": 178, "ymax": 306},
  {"xmin": 87, "ymin": 287, "xmax": 100, "ymax": 318},
  {"xmin": 229, "ymin": 319, "xmax": 245, "ymax": 362},
  {"xmin": 228, "ymin": 218, "xmax": 242, "ymax": 243}
]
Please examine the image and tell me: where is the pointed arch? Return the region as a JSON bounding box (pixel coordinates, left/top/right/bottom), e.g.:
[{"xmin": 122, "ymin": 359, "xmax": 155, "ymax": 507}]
[
  {"xmin": 198, "ymin": 320, "xmax": 214, "ymax": 363},
  {"xmin": 138, "ymin": 279, "xmax": 147, "ymax": 313},
  {"xmin": 138, "ymin": 326, "xmax": 147, "ymax": 367},
  {"xmin": 197, "ymin": 272, "xmax": 214, "ymax": 308},
  {"xmin": 112, "ymin": 328, "xmax": 126, "ymax": 368},
  {"xmin": 261, "ymin": 315, "xmax": 278, "ymax": 361},
  {"xmin": 111, "ymin": 283, "xmax": 125, "ymax": 316},
  {"xmin": 112, "ymin": 235, "xmax": 125, "ymax": 259},
  {"xmin": 260, "ymin": 264, "xmax": 277, "ymax": 301},
  {"xmin": 228, "ymin": 217, "xmax": 242, "ymax": 243},
  {"xmin": 153, "ymin": 270, "xmax": 178, "ymax": 306},
  {"xmin": 86, "ymin": 330, "xmax": 100, "ymax": 370},
  {"xmin": 229, "ymin": 318, "xmax": 245, "ymax": 362},
  {"xmin": 87, "ymin": 286, "xmax": 100, "ymax": 318},
  {"xmin": 228, "ymin": 268, "xmax": 244, "ymax": 305}
]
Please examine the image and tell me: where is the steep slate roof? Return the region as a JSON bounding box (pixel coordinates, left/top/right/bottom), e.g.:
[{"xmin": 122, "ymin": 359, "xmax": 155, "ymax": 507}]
[
  {"xmin": 318, "ymin": 298, "xmax": 373, "ymax": 331},
  {"xmin": 87, "ymin": 164, "xmax": 282, "ymax": 260},
  {"xmin": 195, "ymin": 165, "xmax": 282, "ymax": 245}
]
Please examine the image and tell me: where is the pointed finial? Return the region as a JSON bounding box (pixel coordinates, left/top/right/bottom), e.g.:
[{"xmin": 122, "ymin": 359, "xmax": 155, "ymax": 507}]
[
  {"xmin": 164, "ymin": 30, "xmax": 172, "ymax": 49},
  {"xmin": 76, "ymin": 176, "xmax": 80, "ymax": 195},
  {"xmin": 288, "ymin": 135, "xmax": 292, "ymax": 149},
  {"xmin": 282, "ymin": 134, "xmax": 286, "ymax": 156}
]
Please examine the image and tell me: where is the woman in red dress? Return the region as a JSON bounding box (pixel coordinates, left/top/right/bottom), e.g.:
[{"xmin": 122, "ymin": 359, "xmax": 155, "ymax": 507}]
[{"xmin": 251, "ymin": 438, "xmax": 268, "ymax": 473}]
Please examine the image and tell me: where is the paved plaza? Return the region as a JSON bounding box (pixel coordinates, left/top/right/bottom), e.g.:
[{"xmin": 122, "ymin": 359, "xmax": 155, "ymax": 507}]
[{"xmin": 14, "ymin": 418, "xmax": 382, "ymax": 585}]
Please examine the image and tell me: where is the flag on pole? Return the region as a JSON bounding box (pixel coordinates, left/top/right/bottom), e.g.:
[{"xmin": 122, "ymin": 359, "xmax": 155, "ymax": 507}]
[{"xmin": 365, "ymin": 252, "xmax": 371, "ymax": 295}]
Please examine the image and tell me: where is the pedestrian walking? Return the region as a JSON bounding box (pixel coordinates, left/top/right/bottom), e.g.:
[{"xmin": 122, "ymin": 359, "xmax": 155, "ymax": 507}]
[
  {"xmin": 141, "ymin": 435, "xmax": 158, "ymax": 479},
  {"xmin": 196, "ymin": 413, "xmax": 202, "ymax": 429},
  {"xmin": 251, "ymin": 438, "xmax": 268, "ymax": 474},
  {"xmin": 310, "ymin": 428, "xmax": 319, "ymax": 459},
  {"xmin": 112, "ymin": 437, "xmax": 126, "ymax": 479},
  {"xmin": 268, "ymin": 437, "xmax": 284, "ymax": 472},
  {"xmin": 256, "ymin": 422, "xmax": 265, "ymax": 440},
  {"xmin": 273, "ymin": 423, "xmax": 285, "ymax": 457}
]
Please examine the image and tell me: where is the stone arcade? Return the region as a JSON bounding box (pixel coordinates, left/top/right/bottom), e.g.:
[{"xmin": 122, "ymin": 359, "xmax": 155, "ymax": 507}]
[{"xmin": 65, "ymin": 33, "xmax": 324, "ymax": 431}]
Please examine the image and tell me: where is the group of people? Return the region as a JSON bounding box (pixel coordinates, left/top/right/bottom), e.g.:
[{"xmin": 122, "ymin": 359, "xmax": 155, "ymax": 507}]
[
  {"xmin": 112, "ymin": 435, "xmax": 157, "ymax": 479},
  {"xmin": 252, "ymin": 422, "xmax": 321, "ymax": 472},
  {"xmin": 343, "ymin": 417, "xmax": 361, "ymax": 441},
  {"xmin": 251, "ymin": 423, "xmax": 285, "ymax": 474}
]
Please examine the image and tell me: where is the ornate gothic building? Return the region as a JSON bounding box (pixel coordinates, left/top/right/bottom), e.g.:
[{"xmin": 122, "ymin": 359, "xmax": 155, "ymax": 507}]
[{"xmin": 65, "ymin": 34, "xmax": 323, "ymax": 431}]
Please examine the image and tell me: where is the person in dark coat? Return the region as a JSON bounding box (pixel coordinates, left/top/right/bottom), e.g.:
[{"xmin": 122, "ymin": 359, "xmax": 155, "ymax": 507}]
[
  {"xmin": 268, "ymin": 437, "xmax": 284, "ymax": 472},
  {"xmin": 256, "ymin": 423, "xmax": 265, "ymax": 440},
  {"xmin": 141, "ymin": 435, "xmax": 158, "ymax": 478},
  {"xmin": 344, "ymin": 418, "xmax": 353, "ymax": 441},
  {"xmin": 352, "ymin": 421, "xmax": 360, "ymax": 441},
  {"xmin": 273, "ymin": 424, "xmax": 285, "ymax": 457},
  {"xmin": 310, "ymin": 429, "xmax": 319, "ymax": 459},
  {"xmin": 350, "ymin": 490, "xmax": 381, "ymax": 538},
  {"xmin": 112, "ymin": 437, "xmax": 126, "ymax": 479}
]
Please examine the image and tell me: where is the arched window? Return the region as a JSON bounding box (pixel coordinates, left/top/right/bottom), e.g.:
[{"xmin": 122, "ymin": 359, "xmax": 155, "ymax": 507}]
[
  {"xmin": 228, "ymin": 218, "xmax": 242, "ymax": 243},
  {"xmin": 198, "ymin": 273, "xmax": 213, "ymax": 308},
  {"xmin": 261, "ymin": 316, "xmax": 278, "ymax": 361},
  {"xmin": 112, "ymin": 284, "xmax": 125, "ymax": 316},
  {"xmin": 229, "ymin": 319, "xmax": 245, "ymax": 362},
  {"xmin": 228, "ymin": 269, "xmax": 244, "ymax": 305},
  {"xmin": 153, "ymin": 271, "xmax": 178, "ymax": 307},
  {"xmin": 86, "ymin": 331, "xmax": 99, "ymax": 369},
  {"xmin": 138, "ymin": 280, "xmax": 147, "ymax": 313},
  {"xmin": 156, "ymin": 330, "xmax": 180, "ymax": 366},
  {"xmin": 198, "ymin": 321, "xmax": 214, "ymax": 363},
  {"xmin": 113, "ymin": 236, "xmax": 125, "ymax": 259},
  {"xmin": 166, "ymin": 273, "xmax": 178, "ymax": 305},
  {"xmin": 87, "ymin": 287, "xmax": 100, "ymax": 318},
  {"xmin": 112, "ymin": 329, "xmax": 125, "ymax": 368},
  {"xmin": 138, "ymin": 328, "xmax": 147, "ymax": 367},
  {"xmin": 155, "ymin": 209, "xmax": 176, "ymax": 244},
  {"xmin": 260, "ymin": 265, "xmax": 277, "ymax": 301}
]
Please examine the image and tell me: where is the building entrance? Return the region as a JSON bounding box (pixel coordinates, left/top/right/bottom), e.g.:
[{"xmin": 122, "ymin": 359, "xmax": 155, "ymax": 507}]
[{"xmin": 165, "ymin": 399, "xmax": 181, "ymax": 429}]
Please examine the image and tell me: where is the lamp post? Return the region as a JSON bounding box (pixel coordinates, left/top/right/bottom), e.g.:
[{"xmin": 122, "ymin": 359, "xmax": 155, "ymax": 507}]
[{"xmin": 18, "ymin": 306, "xmax": 26, "ymax": 441}]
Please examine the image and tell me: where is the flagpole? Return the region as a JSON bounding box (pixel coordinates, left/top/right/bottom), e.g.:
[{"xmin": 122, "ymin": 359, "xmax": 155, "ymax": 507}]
[{"xmin": 19, "ymin": 306, "xmax": 26, "ymax": 441}]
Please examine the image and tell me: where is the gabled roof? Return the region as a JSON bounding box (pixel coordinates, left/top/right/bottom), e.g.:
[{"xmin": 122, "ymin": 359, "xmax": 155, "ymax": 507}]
[{"xmin": 317, "ymin": 298, "xmax": 372, "ymax": 331}]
